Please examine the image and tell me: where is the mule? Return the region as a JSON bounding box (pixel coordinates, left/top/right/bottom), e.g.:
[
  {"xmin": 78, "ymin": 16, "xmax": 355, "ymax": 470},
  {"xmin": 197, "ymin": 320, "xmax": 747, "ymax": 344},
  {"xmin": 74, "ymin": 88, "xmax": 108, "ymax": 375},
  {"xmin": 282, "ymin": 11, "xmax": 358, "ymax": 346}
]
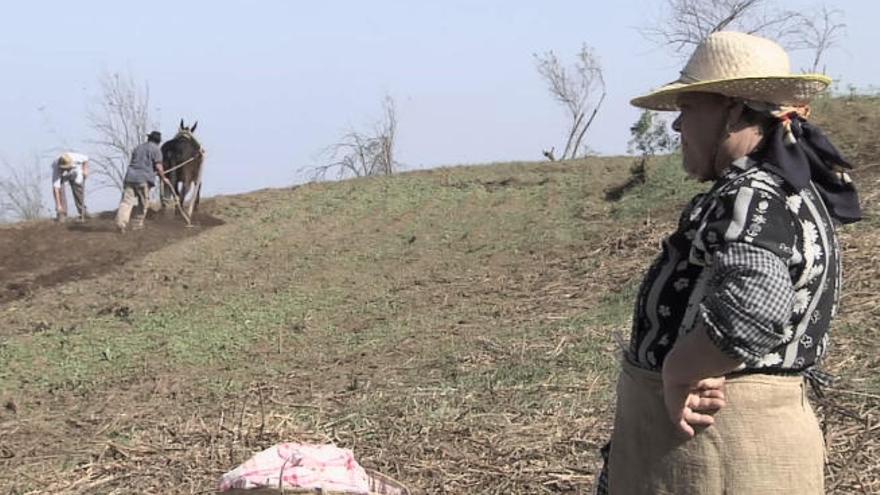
[{"xmin": 160, "ymin": 119, "xmax": 204, "ymax": 221}]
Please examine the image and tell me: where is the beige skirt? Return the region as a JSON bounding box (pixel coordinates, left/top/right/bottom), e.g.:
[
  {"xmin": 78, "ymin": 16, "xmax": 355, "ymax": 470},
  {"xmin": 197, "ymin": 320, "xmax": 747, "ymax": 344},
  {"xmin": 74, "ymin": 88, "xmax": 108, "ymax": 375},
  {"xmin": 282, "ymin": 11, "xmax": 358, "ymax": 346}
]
[{"xmin": 606, "ymin": 360, "xmax": 825, "ymax": 495}]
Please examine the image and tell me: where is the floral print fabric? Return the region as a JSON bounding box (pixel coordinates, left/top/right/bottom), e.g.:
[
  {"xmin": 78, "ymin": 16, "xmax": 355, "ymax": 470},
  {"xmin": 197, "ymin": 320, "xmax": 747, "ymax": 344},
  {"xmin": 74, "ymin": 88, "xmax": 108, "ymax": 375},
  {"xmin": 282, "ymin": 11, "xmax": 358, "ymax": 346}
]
[{"xmin": 627, "ymin": 157, "xmax": 841, "ymax": 373}]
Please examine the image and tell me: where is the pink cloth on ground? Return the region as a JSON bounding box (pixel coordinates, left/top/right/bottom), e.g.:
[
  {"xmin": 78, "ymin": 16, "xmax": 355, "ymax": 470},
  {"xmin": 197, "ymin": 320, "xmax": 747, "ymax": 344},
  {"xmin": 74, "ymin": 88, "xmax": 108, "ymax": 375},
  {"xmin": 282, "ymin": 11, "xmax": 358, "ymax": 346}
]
[{"xmin": 218, "ymin": 443, "xmax": 372, "ymax": 493}]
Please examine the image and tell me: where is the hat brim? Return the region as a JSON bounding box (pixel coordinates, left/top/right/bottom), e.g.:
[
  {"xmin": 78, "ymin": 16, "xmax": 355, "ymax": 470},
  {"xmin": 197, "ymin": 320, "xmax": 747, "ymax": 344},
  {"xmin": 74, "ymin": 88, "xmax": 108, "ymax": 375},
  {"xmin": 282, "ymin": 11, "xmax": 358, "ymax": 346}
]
[{"xmin": 631, "ymin": 74, "xmax": 832, "ymax": 111}]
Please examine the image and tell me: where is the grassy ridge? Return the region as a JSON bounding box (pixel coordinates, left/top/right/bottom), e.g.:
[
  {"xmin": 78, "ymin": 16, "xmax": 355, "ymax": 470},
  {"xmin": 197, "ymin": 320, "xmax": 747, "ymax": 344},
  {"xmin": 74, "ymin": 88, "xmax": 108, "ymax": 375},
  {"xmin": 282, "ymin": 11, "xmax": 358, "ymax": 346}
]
[{"xmin": 2, "ymin": 156, "xmax": 694, "ymax": 394}]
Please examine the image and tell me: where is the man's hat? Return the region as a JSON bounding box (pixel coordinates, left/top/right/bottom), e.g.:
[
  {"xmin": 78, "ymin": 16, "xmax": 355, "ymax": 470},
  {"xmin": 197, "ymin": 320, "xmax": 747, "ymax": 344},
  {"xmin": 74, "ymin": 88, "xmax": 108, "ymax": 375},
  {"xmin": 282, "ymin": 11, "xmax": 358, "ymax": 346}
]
[
  {"xmin": 631, "ymin": 31, "xmax": 831, "ymax": 111},
  {"xmin": 147, "ymin": 130, "xmax": 162, "ymax": 142}
]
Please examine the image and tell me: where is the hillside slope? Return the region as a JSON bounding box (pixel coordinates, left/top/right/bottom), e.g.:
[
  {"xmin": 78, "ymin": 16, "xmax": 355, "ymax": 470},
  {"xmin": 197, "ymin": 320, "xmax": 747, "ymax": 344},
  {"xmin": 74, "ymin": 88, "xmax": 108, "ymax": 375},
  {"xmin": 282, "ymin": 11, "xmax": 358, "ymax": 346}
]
[{"xmin": 1, "ymin": 96, "xmax": 878, "ymax": 494}]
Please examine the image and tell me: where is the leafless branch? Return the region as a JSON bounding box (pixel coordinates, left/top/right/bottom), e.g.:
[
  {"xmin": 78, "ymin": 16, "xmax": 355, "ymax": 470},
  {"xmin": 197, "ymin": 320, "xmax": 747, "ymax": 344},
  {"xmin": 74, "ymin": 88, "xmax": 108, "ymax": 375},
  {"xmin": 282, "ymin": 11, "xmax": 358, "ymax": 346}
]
[
  {"xmin": 310, "ymin": 95, "xmax": 400, "ymax": 181},
  {"xmin": 787, "ymin": 6, "xmax": 846, "ymax": 73},
  {"xmin": 641, "ymin": 0, "xmax": 804, "ymax": 55},
  {"xmin": 534, "ymin": 44, "xmax": 606, "ymax": 160},
  {"xmin": 87, "ymin": 71, "xmax": 157, "ymax": 192},
  {"xmin": 0, "ymin": 156, "xmax": 47, "ymax": 222}
]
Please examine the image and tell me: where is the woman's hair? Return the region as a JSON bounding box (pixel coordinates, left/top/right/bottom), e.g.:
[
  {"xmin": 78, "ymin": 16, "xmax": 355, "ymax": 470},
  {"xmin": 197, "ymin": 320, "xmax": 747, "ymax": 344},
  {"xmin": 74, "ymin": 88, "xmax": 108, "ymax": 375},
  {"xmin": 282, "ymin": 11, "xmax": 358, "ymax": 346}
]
[{"xmin": 737, "ymin": 101, "xmax": 776, "ymax": 134}]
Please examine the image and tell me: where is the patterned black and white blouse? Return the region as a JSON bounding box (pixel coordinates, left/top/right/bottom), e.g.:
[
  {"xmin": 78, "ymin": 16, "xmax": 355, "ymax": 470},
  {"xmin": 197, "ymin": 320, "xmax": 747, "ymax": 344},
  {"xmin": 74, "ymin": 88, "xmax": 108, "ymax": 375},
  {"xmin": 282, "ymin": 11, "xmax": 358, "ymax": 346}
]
[{"xmin": 627, "ymin": 157, "xmax": 841, "ymax": 373}]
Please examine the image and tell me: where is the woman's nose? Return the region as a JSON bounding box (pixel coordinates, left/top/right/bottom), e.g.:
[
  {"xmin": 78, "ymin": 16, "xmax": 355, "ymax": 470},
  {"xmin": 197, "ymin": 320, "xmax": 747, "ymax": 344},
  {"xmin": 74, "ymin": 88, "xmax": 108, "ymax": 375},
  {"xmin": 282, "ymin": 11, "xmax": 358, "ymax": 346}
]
[{"xmin": 672, "ymin": 114, "xmax": 682, "ymax": 132}]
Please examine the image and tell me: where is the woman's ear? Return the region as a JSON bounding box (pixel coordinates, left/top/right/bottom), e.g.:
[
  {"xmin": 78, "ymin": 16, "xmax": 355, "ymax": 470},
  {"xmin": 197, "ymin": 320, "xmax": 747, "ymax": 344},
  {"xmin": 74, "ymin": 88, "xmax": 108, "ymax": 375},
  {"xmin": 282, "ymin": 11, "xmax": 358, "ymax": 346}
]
[{"xmin": 725, "ymin": 100, "xmax": 747, "ymax": 133}]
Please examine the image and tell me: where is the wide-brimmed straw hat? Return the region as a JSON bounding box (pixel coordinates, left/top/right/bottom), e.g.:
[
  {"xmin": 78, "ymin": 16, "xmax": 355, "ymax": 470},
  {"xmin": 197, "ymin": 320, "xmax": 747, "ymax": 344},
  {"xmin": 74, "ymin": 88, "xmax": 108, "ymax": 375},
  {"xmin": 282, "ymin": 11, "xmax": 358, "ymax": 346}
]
[{"xmin": 631, "ymin": 31, "xmax": 831, "ymax": 111}]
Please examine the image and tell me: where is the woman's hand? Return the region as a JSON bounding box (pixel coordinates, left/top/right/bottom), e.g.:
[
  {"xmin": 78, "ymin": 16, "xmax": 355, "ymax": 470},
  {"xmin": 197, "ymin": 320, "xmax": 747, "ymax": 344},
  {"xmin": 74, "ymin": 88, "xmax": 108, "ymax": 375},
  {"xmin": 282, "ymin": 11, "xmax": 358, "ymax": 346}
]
[
  {"xmin": 662, "ymin": 375, "xmax": 726, "ymax": 438},
  {"xmin": 660, "ymin": 319, "xmax": 742, "ymax": 438}
]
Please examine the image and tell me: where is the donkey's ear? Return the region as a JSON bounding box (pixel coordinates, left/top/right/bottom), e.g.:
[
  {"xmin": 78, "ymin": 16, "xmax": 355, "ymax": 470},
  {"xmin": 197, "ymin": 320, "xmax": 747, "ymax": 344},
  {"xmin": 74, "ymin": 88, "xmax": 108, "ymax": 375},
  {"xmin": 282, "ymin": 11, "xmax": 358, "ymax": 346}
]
[
  {"xmin": 179, "ymin": 119, "xmax": 185, "ymax": 129},
  {"xmin": 190, "ymin": 121, "xmax": 198, "ymax": 133}
]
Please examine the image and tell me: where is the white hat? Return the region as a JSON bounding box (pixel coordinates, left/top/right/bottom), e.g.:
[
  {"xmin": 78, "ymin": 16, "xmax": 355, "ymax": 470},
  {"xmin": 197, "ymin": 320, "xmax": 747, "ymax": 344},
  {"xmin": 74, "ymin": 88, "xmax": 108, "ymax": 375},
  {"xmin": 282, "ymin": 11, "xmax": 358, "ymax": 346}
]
[{"xmin": 631, "ymin": 31, "xmax": 831, "ymax": 111}]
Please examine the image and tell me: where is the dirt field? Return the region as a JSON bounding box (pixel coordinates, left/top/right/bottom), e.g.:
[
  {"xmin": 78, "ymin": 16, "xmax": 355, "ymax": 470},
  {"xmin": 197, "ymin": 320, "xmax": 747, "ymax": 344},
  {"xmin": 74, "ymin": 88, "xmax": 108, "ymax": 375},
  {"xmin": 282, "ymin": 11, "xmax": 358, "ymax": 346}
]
[{"xmin": 0, "ymin": 213, "xmax": 223, "ymax": 306}]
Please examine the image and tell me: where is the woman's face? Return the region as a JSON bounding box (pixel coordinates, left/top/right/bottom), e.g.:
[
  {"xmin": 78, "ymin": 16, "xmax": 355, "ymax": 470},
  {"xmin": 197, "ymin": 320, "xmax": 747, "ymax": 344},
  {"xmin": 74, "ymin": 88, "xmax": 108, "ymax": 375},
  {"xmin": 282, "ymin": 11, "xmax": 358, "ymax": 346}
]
[{"xmin": 672, "ymin": 92, "xmax": 731, "ymax": 181}]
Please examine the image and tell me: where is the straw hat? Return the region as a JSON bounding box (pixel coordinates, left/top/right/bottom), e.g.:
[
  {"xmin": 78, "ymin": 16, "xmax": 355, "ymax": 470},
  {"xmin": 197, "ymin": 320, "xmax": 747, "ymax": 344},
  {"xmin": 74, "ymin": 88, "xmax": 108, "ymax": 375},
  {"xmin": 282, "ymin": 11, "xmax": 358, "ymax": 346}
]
[{"xmin": 631, "ymin": 31, "xmax": 831, "ymax": 111}]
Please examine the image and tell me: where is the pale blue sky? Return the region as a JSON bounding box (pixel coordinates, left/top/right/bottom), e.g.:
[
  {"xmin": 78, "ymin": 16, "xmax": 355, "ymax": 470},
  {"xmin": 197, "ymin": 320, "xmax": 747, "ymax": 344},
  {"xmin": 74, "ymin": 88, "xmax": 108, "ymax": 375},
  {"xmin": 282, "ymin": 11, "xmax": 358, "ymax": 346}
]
[{"xmin": 1, "ymin": 1, "xmax": 877, "ymax": 211}]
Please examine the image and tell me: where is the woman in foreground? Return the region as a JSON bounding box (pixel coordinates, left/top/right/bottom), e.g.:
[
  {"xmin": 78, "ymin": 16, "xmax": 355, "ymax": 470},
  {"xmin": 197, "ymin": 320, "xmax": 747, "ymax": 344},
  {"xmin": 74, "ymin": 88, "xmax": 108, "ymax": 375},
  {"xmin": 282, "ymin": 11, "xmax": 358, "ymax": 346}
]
[{"xmin": 596, "ymin": 31, "xmax": 861, "ymax": 494}]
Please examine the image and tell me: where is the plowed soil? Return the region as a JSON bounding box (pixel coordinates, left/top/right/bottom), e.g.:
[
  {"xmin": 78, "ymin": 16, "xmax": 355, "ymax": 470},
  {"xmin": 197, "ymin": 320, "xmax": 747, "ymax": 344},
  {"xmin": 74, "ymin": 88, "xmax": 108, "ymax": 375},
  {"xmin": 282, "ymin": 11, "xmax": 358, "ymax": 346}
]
[{"xmin": 0, "ymin": 211, "xmax": 223, "ymax": 305}]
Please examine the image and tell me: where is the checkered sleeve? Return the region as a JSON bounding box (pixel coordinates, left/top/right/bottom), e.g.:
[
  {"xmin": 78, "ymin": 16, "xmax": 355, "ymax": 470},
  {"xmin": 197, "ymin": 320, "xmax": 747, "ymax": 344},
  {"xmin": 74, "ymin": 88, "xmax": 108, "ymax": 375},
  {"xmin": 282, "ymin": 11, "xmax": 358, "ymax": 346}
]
[{"xmin": 701, "ymin": 242, "xmax": 795, "ymax": 363}]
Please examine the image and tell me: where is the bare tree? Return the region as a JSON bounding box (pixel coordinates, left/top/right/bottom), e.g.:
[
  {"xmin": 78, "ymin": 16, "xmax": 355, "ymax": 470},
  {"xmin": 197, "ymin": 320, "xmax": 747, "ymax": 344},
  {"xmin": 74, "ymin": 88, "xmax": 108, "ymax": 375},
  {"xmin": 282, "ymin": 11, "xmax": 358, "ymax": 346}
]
[
  {"xmin": 311, "ymin": 95, "xmax": 399, "ymax": 181},
  {"xmin": 788, "ymin": 6, "xmax": 846, "ymax": 73},
  {"xmin": 0, "ymin": 156, "xmax": 47, "ymax": 222},
  {"xmin": 534, "ymin": 44, "xmax": 606, "ymax": 161},
  {"xmin": 87, "ymin": 71, "xmax": 157, "ymax": 192},
  {"xmin": 642, "ymin": 0, "xmax": 803, "ymax": 55}
]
